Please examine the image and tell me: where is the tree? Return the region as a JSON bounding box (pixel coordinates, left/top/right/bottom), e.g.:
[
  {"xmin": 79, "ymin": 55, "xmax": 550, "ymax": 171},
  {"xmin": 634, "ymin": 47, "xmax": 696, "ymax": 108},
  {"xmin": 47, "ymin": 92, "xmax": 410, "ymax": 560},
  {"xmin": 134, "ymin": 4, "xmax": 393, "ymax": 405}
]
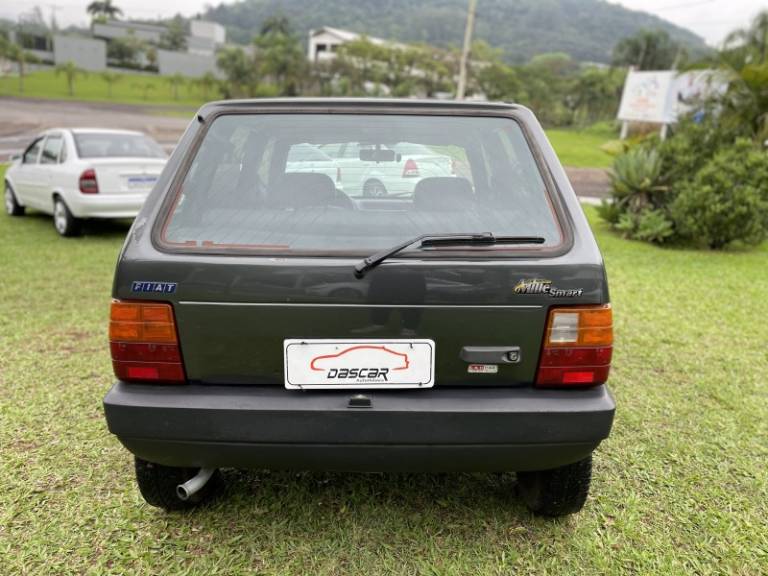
[
  {"xmin": 612, "ymin": 29, "xmax": 681, "ymax": 70},
  {"xmin": 253, "ymin": 18, "xmax": 306, "ymax": 96},
  {"xmin": 723, "ymin": 10, "xmax": 768, "ymax": 66},
  {"xmin": 161, "ymin": 15, "xmax": 187, "ymax": 51},
  {"xmin": 0, "ymin": 39, "xmax": 38, "ymax": 94},
  {"xmin": 194, "ymin": 71, "xmax": 218, "ymax": 100},
  {"xmin": 100, "ymin": 70, "xmax": 122, "ymax": 98},
  {"xmin": 107, "ymin": 31, "xmax": 145, "ymax": 68},
  {"xmin": 216, "ymin": 46, "xmax": 253, "ymax": 97},
  {"xmin": 133, "ymin": 81, "xmax": 156, "ymax": 101},
  {"xmin": 55, "ymin": 61, "xmax": 85, "ymax": 96},
  {"xmin": 259, "ymin": 15, "xmax": 292, "ymax": 37},
  {"xmin": 166, "ymin": 73, "xmax": 186, "ymax": 100},
  {"xmin": 86, "ymin": 0, "xmax": 122, "ymax": 23}
]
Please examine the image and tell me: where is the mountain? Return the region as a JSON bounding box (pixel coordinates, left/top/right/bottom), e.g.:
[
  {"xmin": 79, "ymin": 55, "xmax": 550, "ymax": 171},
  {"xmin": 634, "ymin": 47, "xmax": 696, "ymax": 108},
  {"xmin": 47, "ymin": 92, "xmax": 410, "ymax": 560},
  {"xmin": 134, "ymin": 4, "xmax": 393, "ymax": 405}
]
[{"xmin": 202, "ymin": 0, "xmax": 708, "ymax": 63}]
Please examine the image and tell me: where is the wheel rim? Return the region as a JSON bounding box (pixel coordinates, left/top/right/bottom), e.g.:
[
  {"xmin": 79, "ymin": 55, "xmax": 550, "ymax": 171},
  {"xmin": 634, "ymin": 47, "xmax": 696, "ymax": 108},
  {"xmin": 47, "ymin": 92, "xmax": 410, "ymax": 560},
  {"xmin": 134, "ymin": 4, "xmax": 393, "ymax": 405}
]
[
  {"xmin": 54, "ymin": 201, "xmax": 67, "ymax": 233},
  {"xmin": 364, "ymin": 181, "xmax": 387, "ymax": 197},
  {"xmin": 4, "ymin": 188, "xmax": 14, "ymax": 214}
]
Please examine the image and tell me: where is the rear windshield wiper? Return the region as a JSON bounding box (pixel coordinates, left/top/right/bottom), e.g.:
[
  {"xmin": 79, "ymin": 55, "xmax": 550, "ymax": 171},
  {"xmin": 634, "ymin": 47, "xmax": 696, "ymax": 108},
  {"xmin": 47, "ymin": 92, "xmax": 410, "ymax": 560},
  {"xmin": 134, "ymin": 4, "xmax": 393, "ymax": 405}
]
[{"xmin": 353, "ymin": 232, "xmax": 546, "ymax": 279}]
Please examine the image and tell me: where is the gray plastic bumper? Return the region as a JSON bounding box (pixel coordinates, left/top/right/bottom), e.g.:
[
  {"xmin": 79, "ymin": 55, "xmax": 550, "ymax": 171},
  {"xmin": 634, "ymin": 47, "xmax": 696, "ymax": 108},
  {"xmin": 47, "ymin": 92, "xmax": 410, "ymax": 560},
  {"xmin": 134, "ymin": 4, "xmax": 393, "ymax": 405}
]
[{"xmin": 104, "ymin": 383, "xmax": 615, "ymax": 472}]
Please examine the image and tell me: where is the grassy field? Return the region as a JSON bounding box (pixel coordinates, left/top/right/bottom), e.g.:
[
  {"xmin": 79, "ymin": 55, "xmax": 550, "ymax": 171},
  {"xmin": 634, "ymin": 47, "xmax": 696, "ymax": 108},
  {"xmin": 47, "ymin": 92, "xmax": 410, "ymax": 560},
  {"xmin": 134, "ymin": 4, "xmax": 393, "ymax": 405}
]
[
  {"xmin": 1, "ymin": 163, "xmax": 767, "ymax": 573},
  {"xmin": 0, "ymin": 69, "xmax": 212, "ymax": 108},
  {"xmin": 546, "ymin": 123, "xmax": 616, "ymax": 168}
]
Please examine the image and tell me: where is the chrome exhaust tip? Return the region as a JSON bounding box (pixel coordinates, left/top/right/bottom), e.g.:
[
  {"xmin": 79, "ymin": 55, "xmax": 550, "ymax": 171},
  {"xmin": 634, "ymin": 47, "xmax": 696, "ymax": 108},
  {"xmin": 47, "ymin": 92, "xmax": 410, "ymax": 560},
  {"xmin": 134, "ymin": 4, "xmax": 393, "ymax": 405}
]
[{"xmin": 176, "ymin": 468, "xmax": 216, "ymax": 501}]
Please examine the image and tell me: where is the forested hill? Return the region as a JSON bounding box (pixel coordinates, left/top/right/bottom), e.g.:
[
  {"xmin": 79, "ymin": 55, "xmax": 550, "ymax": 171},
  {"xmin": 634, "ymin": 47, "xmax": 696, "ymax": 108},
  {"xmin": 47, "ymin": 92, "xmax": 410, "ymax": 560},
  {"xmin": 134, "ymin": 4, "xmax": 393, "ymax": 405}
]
[{"xmin": 203, "ymin": 0, "xmax": 707, "ymax": 63}]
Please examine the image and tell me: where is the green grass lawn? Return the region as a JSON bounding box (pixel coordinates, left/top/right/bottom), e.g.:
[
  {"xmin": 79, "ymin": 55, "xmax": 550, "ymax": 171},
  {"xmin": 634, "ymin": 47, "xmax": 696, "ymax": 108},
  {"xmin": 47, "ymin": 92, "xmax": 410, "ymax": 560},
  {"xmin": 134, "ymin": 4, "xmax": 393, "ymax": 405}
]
[
  {"xmin": 0, "ymin": 69, "xmax": 214, "ymax": 108},
  {"xmin": 546, "ymin": 123, "xmax": 617, "ymax": 169},
  {"xmin": 1, "ymin": 175, "xmax": 766, "ymax": 573}
]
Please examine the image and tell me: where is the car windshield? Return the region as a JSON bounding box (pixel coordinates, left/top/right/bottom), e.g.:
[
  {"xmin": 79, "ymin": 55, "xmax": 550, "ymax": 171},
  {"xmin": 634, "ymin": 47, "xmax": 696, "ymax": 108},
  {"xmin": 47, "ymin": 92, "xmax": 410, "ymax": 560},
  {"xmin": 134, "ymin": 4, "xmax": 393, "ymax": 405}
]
[
  {"xmin": 160, "ymin": 113, "xmax": 563, "ymax": 255},
  {"xmin": 74, "ymin": 132, "xmax": 166, "ymax": 159}
]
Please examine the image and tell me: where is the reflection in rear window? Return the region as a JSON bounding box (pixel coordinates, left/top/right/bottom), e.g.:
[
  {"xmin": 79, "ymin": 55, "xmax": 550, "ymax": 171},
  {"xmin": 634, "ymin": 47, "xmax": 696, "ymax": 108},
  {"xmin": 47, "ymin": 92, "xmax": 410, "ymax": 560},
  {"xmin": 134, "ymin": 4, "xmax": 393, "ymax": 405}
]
[
  {"xmin": 74, "ymin": 133, "xmax": 166, "ymax": 159},
  {"xmin": 160, "ymin": 113, "xmax": 562, "ymax": 255}
]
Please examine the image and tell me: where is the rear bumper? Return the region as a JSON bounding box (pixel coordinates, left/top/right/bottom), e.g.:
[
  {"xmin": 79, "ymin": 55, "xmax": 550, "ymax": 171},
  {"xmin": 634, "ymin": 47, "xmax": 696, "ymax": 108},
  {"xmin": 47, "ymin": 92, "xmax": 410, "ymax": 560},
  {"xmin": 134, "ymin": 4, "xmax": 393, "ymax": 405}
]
[
  {"xmin": 103, "ymin": 383, "xmax": 615, "ymax": 472},
  {"xmin": 67, "ymin": 192, "xmax": 148, "ymax": 219}
]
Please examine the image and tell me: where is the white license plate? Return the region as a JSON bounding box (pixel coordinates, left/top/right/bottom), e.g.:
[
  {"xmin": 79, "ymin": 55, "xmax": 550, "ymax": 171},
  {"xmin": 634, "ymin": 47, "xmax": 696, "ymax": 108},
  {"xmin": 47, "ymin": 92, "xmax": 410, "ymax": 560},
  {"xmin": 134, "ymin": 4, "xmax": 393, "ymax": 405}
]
[
  {"xmin": 125, "ymin": 175, "xmax": 158, "ymax": 189},
  {"xmin": 284, "ymin": 339, "xmax": 435, "ymax": 390}
]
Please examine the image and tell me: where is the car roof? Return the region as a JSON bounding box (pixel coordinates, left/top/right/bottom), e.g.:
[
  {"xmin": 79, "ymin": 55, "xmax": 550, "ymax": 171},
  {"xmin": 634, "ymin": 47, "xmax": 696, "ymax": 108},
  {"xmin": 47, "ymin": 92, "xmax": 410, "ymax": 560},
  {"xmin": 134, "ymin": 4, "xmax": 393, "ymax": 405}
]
[
  {"xmin": 198, "ymin": 97, "xmax": 520, "ymax": 116},
  {"xmin": 67, "ymin": 128, "xmax": 146, "ymax": 136}
]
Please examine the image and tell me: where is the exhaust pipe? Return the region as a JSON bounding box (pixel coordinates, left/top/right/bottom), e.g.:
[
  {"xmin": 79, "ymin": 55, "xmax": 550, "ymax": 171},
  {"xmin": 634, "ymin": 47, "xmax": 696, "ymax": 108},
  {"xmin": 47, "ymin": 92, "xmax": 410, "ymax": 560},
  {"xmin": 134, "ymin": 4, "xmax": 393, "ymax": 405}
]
[{"xmin": 176, "ymin": 468, "xmax": 216, "ymax": 501}]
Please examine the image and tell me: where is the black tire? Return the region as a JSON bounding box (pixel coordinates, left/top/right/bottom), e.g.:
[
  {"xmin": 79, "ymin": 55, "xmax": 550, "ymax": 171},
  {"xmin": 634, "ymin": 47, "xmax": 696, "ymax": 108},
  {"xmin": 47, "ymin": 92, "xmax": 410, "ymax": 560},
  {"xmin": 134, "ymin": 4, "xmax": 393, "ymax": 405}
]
[
  {"xmin": 363, "ymin": 179, "xmax": 387, "ymax": 197},
  {"xmin": 517, "ymin": 455, "xmax": 592, "ymax": 517},
  {"xmin": 4, "ymin": 182, "xmax": 25, "ymax": 216},
  {"xmin": 52, "ymin": 196, "xmax": 81, "ymax": 237},
  {"xmin": 134, "ymin": 457, "xmax": 222, "ymax": 511}
]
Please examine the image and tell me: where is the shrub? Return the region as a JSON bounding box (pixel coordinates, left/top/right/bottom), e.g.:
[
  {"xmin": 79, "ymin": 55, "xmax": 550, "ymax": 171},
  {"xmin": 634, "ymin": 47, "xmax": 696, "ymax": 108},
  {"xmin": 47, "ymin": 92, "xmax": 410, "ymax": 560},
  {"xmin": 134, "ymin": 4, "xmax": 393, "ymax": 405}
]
[
  {"xmin": 609, "ymin": 147, "xmax": 668, "ymax": 213},
  {"xmin": 615, "ymin": 209, "xmax": 675, "ymax": 243},
  {"xmin": 670, "ymin": 140, "xmax": 768, "ymax": 249}
]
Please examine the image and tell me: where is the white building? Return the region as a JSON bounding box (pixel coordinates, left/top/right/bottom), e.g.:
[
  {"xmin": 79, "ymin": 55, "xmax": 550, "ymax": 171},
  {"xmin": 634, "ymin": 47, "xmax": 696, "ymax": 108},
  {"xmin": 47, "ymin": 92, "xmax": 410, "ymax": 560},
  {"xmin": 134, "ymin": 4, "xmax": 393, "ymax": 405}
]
[{"xmin": 307, "ymin": 26, "xmax": 400, "ymax": 63}]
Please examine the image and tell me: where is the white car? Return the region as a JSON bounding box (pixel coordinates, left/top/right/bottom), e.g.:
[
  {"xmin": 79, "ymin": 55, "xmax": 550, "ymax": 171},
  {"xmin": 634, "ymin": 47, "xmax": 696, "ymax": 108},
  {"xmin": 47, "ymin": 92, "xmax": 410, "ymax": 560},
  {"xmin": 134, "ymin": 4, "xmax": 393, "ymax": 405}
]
[
  {"xmin": 4, "ymin": 128, "xmax": 167, "ymax": 236},
  {"xmin": 316, "ymin": 142, "xmax": 455, "ymax": 197}
]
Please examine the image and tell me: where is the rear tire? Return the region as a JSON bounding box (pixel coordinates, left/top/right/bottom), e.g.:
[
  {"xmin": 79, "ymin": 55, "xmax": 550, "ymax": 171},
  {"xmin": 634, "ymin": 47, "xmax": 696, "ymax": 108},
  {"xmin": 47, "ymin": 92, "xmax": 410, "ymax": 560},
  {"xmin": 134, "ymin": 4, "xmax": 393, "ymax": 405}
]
[
  {"xmin": 134, "ymin": 457, "xmax": 222, "ymax": 511},
  {"xmin": 53, "ymin": 197, "xmax": 81, "ymax": 237},
  {"xmin": 363, "ymin": 179, "xmax": 387, "ymax": 197},
  {"xmin": 4, "ymin": 183, "xmax": 24, "ymax": 216},
  {"xmin": 517, "ymin": 455, "xmax": 592, "ymax": 517}
]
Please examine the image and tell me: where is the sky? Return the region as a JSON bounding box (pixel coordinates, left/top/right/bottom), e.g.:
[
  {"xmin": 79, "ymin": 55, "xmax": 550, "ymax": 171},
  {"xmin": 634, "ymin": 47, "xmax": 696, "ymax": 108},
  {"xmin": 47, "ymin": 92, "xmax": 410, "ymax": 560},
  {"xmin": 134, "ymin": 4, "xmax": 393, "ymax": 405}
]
[{"xmin": 0, "ymin": 0, "xmax": 764, "ymax": 46}]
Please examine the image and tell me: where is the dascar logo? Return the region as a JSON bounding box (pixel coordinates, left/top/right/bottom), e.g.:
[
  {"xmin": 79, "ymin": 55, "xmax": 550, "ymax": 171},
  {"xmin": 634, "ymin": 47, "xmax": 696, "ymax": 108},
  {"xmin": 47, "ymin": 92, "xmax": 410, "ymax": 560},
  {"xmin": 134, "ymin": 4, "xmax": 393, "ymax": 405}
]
[{"xmin": 310, "ymin": 345, "xmax": 410, "ymax": 382}]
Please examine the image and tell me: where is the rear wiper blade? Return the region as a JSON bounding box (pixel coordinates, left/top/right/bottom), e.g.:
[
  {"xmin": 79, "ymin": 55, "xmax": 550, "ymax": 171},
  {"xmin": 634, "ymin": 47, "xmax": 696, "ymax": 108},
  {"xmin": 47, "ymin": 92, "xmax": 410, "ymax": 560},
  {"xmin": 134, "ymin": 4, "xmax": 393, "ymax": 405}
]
[{"xmin": 353, "ymin": 232, "xmax": 545, "ymax": 279}]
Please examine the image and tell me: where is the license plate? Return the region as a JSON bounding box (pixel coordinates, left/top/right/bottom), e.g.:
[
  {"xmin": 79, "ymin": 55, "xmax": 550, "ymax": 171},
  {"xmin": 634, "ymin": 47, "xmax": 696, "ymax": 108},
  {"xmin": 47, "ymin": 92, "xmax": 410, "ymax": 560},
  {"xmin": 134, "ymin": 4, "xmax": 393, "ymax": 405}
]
[
  {"xmin": 125, "ymin": 175, "xmax": 158, "ymax": 189},
  {"xmin": 284, "ymin": 339, "xmax": 435, "ymax": 389}
]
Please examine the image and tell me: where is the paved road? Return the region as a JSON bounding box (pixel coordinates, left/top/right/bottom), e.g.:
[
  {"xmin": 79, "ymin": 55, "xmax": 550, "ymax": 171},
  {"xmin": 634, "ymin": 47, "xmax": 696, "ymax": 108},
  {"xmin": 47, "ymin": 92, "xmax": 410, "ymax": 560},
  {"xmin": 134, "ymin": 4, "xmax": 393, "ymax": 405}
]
[
  {"xmin": 0, "ymin": 97, "xmax": 190, "ymax": 160},
  {"xmin": 0, "ymin": 96, "xmax": 611, "ymax": 200}
]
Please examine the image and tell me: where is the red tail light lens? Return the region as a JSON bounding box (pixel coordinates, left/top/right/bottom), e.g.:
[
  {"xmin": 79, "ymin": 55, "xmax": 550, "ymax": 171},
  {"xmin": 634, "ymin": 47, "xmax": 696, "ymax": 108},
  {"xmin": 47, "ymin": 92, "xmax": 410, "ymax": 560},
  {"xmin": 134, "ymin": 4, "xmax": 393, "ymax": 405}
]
[
  {"xmin": 109, "ymin": 300, "xmax": 185, "ymax": 383},
  {"xmin": 402, "ymin": 158, "xmax": 420, "ymax": 178},
  {"xmin": 536, "ymin": 304, "xmax": 613, "ymax": 387},
  {"xmin": 79, "ymin": 169, "xmax": 99, "ymax": 194}
]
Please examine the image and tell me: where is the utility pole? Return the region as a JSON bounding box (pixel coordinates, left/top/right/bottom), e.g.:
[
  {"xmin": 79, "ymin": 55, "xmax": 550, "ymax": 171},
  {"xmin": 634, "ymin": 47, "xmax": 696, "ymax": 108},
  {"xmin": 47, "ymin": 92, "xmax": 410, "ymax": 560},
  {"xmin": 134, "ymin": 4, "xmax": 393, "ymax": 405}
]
[{"xmin": 456, "ymin": 0, "xmax": 477, "ymax": 100}]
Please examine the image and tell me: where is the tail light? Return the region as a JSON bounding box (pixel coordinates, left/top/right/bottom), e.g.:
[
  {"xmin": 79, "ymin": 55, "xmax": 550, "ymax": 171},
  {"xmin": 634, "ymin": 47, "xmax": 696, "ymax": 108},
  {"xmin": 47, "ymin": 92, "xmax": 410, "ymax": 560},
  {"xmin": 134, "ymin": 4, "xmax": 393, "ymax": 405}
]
[
  {"xmin": 536, "ymin": 304, "xmax": 613, "ymax": 387},
  {"xmin": 109, "ymin": 300, "xmax": 185, "ymax": 383},
  {"xmin": 402, "ymin": 158, "xmax": 420, "ymax": 178},
  {"xmin": 79, "ymin": 169, "xmax": 99, "ymax": 194}
]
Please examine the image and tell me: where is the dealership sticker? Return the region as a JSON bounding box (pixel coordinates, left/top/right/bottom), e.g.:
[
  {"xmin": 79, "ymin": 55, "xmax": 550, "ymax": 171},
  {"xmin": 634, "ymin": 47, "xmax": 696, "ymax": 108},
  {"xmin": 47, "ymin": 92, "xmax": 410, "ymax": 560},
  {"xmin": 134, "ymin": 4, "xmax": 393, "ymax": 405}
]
[
  {"xmin": 284, "ymin": 339, "xmax": 435, "ymax": 389},
  {"xmin": 468, "ymin": 364, "xmax": 499, "ymax": 374}
]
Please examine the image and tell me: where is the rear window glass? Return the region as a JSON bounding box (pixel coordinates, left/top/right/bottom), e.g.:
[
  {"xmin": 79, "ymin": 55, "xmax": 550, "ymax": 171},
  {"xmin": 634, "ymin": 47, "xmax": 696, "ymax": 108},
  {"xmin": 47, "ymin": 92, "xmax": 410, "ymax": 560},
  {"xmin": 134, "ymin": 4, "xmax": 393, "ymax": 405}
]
[
  {"xmin": 160, "ymin": 113, "xmax": 562, "ymax": 255},
  {"xmin": 74, "ymin": 133, "xmax": 166, "ymax": 159}
]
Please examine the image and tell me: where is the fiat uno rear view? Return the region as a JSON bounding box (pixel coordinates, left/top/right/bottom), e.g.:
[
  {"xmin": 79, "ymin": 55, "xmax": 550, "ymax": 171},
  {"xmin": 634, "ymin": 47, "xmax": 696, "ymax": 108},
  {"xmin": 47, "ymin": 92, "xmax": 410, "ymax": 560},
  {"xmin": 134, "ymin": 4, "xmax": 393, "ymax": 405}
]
[{"xmin": 103, "ymin": 99, "xmax": 615, "ymax": 516}]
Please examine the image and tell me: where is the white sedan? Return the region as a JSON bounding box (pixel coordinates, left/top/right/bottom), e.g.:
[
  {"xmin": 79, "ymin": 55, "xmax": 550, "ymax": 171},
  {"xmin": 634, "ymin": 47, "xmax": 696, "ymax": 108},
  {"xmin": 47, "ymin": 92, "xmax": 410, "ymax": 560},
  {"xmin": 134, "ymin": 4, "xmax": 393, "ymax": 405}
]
[
  {"xmin": 4, "ymin": 128, "xmax": 167, "ymax": 236},
  {"xmin": 316, "ymin": 142, "xmax": 455, "ymax": 197}
]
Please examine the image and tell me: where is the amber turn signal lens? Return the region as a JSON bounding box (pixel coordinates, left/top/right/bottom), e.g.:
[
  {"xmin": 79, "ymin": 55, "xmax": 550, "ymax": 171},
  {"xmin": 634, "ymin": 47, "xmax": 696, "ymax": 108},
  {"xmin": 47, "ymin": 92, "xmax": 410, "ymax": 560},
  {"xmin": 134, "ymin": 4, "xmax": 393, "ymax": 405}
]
[{"xmin": 109, "ymin": 300, "xmax": 178, "ymax": 344}]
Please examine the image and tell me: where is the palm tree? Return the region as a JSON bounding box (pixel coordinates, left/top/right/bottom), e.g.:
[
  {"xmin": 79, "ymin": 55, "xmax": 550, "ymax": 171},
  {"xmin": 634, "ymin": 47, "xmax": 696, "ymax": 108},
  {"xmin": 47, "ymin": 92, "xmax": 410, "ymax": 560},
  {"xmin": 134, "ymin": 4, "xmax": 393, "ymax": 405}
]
[
  {"xmin": 1, "ymin": 40, "xmax": 38, "ymax": 94},
  {"xmin": 723, "ymin": 10, "xmax": 768, "ymax": 65},
  {"xmin": 55, "ymin": 61, "xmax": 85, "ymax": 96},
  {"xmin": 100, "ymin": 70, "xmax": 122, "ymax": 98},
  {"xmin": 87, "ymin": 0, "xmax": 122, "ymax": 23}
]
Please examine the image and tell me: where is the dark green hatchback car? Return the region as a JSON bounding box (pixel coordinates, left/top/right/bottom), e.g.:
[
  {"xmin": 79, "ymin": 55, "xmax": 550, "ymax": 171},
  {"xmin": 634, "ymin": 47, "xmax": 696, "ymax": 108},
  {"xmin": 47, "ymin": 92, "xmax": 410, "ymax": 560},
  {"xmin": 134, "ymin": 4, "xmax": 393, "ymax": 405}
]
[{"xmin": 103, "ymin": 99, "xmax": 615, "ymax": 516}]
